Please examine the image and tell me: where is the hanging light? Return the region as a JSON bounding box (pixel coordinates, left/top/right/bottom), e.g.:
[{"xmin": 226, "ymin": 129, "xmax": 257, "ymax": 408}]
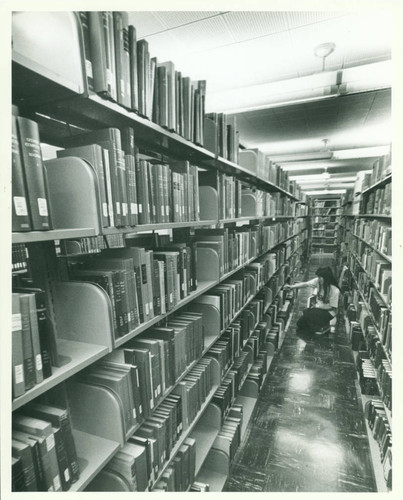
[{"xmin": 314, "ymin": 42, "xmax": 336, "ymax": 71}]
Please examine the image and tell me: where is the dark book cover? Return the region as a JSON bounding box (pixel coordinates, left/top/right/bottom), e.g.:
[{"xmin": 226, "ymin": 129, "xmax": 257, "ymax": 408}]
[
  {"xmin": 12, "ymin": 115, "xmax": 31, "ymax": 231},
  {"xmin": 12, "ymin": 439, "xmax": 38, "ymax": 491},
  {"xmin": 78, "ymin": 12, "xmax": 94, "ymax": 91},
  {"xmin": 113, "ymin": 11, "xmax": 131, "ymax": 109},
  {"xmin": 128, "ymin": 25, "xmax": 139, "ymax": 112},
  {"xmin": 52, "ymin": 426, "xmax": 72, "ymax": 490},
  {"xmin": 16, "ymin": 116, "xmax": 51, "ymax": 230},
  {"xmin": 88, "ymin": 12, "xmax": 116, "ymax": 100},
  {"xmin": 12, "ymin": 456, "xmax": 26, "ymax": 491}
]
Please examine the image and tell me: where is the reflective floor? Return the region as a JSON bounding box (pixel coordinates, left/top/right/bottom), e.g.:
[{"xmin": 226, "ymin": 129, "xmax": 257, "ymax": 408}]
[{"xmin": 223, "ymin": 257, "xmax": 376, "ymax": 492}]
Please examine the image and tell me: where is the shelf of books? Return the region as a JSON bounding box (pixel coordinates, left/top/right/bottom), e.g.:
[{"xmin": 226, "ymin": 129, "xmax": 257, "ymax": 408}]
[
  {"xmin": 354, "ymin": 381, "xmax": 391, "ymax": 492},
  {"xmin": 10, "ymin": 10, "xmax": 310, "ymax": 493},
  {"xmin": 12, "ymin": 340, "xmax": 110, "ymax": 411},
  {"xmin": 12, "ymin": 228, "xmax": 98, "ymax": 245},
  {"xmin": 340, "ymin": 151, "xmax": 392, "ymax": 491},
  {"xmin": 309, "ymin": 197, "xmax": 342, "ymax": 255}
]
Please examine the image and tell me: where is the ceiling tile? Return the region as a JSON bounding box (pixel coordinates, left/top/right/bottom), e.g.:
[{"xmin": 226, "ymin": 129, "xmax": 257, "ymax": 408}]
[
  {"xmin": 127, "ymin": 12, "xmax": 167, "ymax": 38},
  {"xmin": 153, "ymin": 11, "xmax": 223, "ymax": 29},
  {"xmin": 168, "ymin": 16, "xmax": 236, "ymax": 54},
  {"xmin": 285, "ymin": 11, "xmax": 346, "ymax": 29},
  {"xmin": 222, "ymin": 11, "xmax": 289, "ymax": 42}
]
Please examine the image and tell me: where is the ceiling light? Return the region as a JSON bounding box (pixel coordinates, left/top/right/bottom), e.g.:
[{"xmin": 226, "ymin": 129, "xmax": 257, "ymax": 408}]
[
  {"xmin": 332, "ymin": 146, "xmax": 391, "ymax": 159},
  {"xmin": 305, "ymin": 189, "xmax": 347, "ymax": 195},
  {"xmin": 314, "ymin": 42, "xmax": 336, "ymax": 71},
  {"xmin": 270, "ymin": 151, "xmax": 333, "ymax": 163}
]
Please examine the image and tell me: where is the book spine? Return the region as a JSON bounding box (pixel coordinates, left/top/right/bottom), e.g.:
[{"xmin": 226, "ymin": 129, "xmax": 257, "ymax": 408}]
[
  {"xmin": 78, "ymin": 12, "xmax": 94, "ymax": 91},
  {"xmin": 12, "ymin": 295, "xmax": 25, "ymax": 398},
  {"xmin": 128, "ymin": 25, "xmax": 139, "ymax": 112},
  {"xmin": 102, "ymin": 148, "xmax": 115, "ymax": 226},
  {"xmin": 52, "ymin": 426, "xmax": 72, "ymax": 491},
  {"xmin": 116, "ymin": 148, "xmax": 129, "ymax": 226},
  {"xmin": 18, "ymin": 295, "xmax": 36, "ymax": 390},
  {"xmin": 34, "ymin": 290, "xmax": 53, "ymax": 379},
  {"xmin": 106, "ymin": 12, "xmax": 117, "ymax": 101},
  {"xmin": 113, "ymin": 12, "xmax": 131, "ymax": 109},
  {"xmin": 125, "ymin": 154, "xmax": 138, "ymax": 226},
  {"xmin": 17, "ymin": 117, "xmax": 51, "ymax": 230},
  {"xmin": 12, "ymin": 116, "xmax": 31, "ymax": 231},
  {"xmin": 26, "ymin": 294, "xmax": 44, "ymax": 384}
]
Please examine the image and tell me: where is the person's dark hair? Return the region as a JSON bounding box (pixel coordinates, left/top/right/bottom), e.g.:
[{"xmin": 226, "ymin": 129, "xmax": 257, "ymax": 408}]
[{"xmin": 316, "ymin": 266, "xmax": 338, "ymax": 302}]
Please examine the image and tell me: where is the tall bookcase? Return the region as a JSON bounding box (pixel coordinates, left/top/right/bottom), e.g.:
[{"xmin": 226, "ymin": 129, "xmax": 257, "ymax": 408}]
[
  {"xmin": 309, "ymin": 197, "xmax": 342, "ymax": 256},
  {"xmin": 339, "ymin": 160, "xmax": 391, "ymax": 492},
  {"xmin": 10, "ymin": 12, "xmax": 308, "ymax": 492}
]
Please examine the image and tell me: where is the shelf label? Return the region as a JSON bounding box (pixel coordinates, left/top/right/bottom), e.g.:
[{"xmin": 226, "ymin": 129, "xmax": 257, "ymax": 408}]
[
  {"xmin": 14, "ymin": 364, "xmax": 24, "ymax": 384},
  {"xmin": 46, "ymin": 434, "xmax": 55, "ymax": 452},
  {"xmin": 14, "ymin": 196, "xmax": 28, "ymax": 216},
  {"xmin": 35, "ymin": 354, "xmax": 43, "ymax": 371},
  {"xmin": 38, "ymin": 198, "xmax": 49, "ymax": 216},
  {"xmin": 12, "ymin": 313, "xmax": 22, "ymax": 332},
  {"xmin": 64, "ymin": 468, "xmax": 70, "ymax": 483},
  {"xmin": 122, "ymin": 202, "xmax": 128, "ymax": 216},
  {"xmin": 103, "ymin": 203, "xmax": 108, "ymax": 217},
  {"xmin": 138, "ymin": 203, "xmax": 142, "ymax": 214},
  {"xmin": 53, "ymin": 475, "xmax": 61, "ymax": 491},
  {"xmin": 85, "ymin": 59, "xmax": 93, "ymax": 79},
  {"xmin": 116, "ymin": 202, "xmax": 121, "ymax": 215}
]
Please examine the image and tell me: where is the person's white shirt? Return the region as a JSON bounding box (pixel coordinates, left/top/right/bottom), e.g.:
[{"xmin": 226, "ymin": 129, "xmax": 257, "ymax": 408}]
[{"xmin": 306, "ymin": 277, "xmax": 340, "ymax": 316}]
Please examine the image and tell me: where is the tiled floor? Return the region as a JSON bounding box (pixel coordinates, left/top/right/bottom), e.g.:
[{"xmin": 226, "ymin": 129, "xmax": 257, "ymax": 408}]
[{"xmin": 223, "ymin": 256, "xmax": 377, "ymax": 492}]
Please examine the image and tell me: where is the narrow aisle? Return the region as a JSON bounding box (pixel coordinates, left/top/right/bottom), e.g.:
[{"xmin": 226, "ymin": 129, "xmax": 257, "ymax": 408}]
[{"xmin": 223, "ymin": 256, "xmax": 377, "ymax": 492}]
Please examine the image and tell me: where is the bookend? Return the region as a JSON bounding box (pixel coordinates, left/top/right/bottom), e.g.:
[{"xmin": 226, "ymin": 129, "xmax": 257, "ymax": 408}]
[
  {"xmin": 196, "ymin": 247, "xmax": 220, "ymax": 281},
  {"xmin": 52, "ymin": 281, "xmax": 114, "ymax": 350},
  {"xmin": 241, "ymin": 191, "xmax": 257, "ymax": 217},
  {"xmin": 44, "ymin": 157, "xmax": 102, "ymax": 234},
  {"xmin": 67, "ymin": 381, "xmax": 129, "ymax": 447},
  {"xmin": 199, "ymin": 186, "xmax": 219, "ymax": 221},
  {"xmin": 185, "ymin": 303, "xmax": 221, "ymax": 341}
]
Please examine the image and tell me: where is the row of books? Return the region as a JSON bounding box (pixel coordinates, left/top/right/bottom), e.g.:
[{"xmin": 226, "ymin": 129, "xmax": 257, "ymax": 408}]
[
  {"xmin": 241, "ymin": 187, "xmax": 299, "ymax": 218},
  {"xmin": 348, "ymin": 251, "xmax": 391, "ymax": 305},
  {"xmin": 12, "ymin": 113, "xmax": 52, "ymax": 232},
  {"xmin": 365, "ymin": 332, "xmax": 392, "ymax": 410},
  {"xmin": 356, "ymin": 352, "xmax": 379, "ymax": 396},
  {"xmin": 361, "ymin": 150, "xmax": 392, "ymax": 191},
  {"xmin": 59, "ymin": 127, "xmax": 201, "ymax": 227},
  {"xmin": 204, "ymin": 112, "xmax": 239, "ymax": 163},
  {"xmin": 312, "ymin": 199, "xmax": 340, "ymax": 208},
  {"xmin": 12, "ymin": 243, "xmax": 28, "ymax": 273},
  {"xmin": 12, "ymin": 289, "xmax": 53, "ymax": 399},
  {"xmin": 79, "ymin": 12, "xmax": 207, "ymax": 146},
  {"xmin": 364, "ymin": 399, "xmax": 392, "ymax": 490},
  {"xmin": 134, "ymin": 356, "xmax": 215, "ymax": 484},
  {"xmin": 55, "ymin": 236, "xmax": 108, "ymax": 256},
  {"xmin": 12, "ymin": 403, "xmax": 79, "ymax": 491},
  {"xmin": 68, "ymin": 240, "xmax": 198, "ymax": 339},
  {"xmin": 349, "ymin": 286, "xmax": 391, "ymax": 358},
  {"xmin": 352, "ymin": 219, "xmax": 392, "ymax": 257},
  {"xmin": 199, "ymin": 170, "xmax": 242, "ymax": 220},
  {"xmin": 212, "ymin": 405, "xmax": 243, "ymax": 464},
  {"xmin": 360, "ymin": 183, "xmax": 391, "ymax": 215},
  {"xmin": 238, "ymin": 148, "xmax": 304, "ymax": 199}
]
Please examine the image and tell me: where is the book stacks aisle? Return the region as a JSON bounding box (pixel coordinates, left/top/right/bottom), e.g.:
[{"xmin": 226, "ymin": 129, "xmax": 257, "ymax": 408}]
[{"xmin": 6, "ymin": 9, "xmax": 394, "ymax": 495}]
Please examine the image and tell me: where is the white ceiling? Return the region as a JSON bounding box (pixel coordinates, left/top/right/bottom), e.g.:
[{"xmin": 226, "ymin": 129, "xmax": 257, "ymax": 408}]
[{"xmin": 127, "ymin": 10, "xmax": 392, "ymax": 193}]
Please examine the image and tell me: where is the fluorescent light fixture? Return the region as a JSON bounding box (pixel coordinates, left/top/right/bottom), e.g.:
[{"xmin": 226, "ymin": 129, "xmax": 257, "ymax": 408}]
[
  {"xmin": 291, "ymin": 176, "xmax": 356, "ymax": 182},
  {"xmin": 282, "ymin": 163, "xmax": 334, "ymax": 172},
  {"xmin": 304, "ymin": 189, "xmax": 347, "ymax": 195},
  {"xmin": 206, "ymin": 60, "xmax": 391, "ymax": 114},
  {"xmin": 270, "ymin": 151, "xmax": 333, "ymax": 163},
  {"xmin": 332, "ymin": 146, "xmax": 391, "ymax": 159}
]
